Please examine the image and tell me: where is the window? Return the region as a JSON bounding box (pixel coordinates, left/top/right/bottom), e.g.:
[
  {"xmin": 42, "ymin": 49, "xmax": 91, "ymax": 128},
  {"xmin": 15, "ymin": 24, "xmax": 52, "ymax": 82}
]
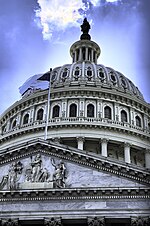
[
  {"xmin": 87, "ymin": 104, "xmax": 94, "ymax": 117},
  {"xmin": 23, "ymin": 114, "xmax": 29, "ymax": 125},
  {"xmin": 121, "ymin": 110, "xmax": 127, "ymax": 122},
  {"xmin": 104, "ymin": 106, "xmax": 111, "ymax": 119},
  {"xmin": 12, "ymin": 120, "xmax": 17, "ymax": 129},
  {"xmin": 52, "ymin": 105, "xmax": 60, "ymax": 118},
  {"xmin": 69, "ymin": 104, "xmax": 77, "ymax": 117},
  {"xmin": 148, "ymin": 122, "xmax": 150, "ymax": 131},
  {"xmin": 37, "ymin": 109, "xmax": 44, "ymax": 120},
  {"xmin": 135, "ymin": 115, "xmax": 141, "ymax": 127},
  {"xmin": 74, "ymin": 67, "xmax": 80, "ymax": 80}
]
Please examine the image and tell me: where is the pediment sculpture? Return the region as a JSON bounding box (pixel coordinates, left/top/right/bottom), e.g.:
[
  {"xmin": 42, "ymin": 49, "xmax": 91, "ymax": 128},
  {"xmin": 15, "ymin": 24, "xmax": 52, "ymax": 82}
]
[{"xmin": 0, "ymin": 154, "xmax": 67, "ymax": 190}]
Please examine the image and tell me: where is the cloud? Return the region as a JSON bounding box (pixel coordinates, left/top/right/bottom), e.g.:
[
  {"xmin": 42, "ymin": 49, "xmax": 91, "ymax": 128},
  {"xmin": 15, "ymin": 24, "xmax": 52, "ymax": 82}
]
[{"xmin": 35, "ymin": 0, "xmax": 100, "ymax": 40}]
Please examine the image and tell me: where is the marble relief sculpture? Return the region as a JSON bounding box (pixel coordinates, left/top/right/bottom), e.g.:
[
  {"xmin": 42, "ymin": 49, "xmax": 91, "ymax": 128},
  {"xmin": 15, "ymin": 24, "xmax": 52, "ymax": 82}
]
[
  {"xmin": 0, "ymin": 154, "xmax": 67, "ymax": 190},
  {"xmin": 0, "ymin": 161, "xmax": 23, "ymax": 190}
]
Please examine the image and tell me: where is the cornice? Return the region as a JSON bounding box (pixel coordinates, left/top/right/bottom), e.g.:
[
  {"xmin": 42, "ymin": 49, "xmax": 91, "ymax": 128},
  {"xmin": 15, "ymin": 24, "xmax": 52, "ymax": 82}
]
[
  {"xmin": 0, "ymin": 187, "xmax": 149, "ymax": 202},
  {"xmin": 0, "ymin": 139, "xmax": 149, "ymax": 186}
]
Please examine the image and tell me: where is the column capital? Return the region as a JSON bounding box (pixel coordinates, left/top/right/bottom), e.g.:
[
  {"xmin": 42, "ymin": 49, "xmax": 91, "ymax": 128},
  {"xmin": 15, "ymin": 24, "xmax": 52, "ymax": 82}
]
[
  {"xmin": 124, "ymin": 142, "xmax": 131, "ymax": 148},
  {"xmin": 131, "ymin": 216, "xmax": 150, "ymax": 226},
  {"xmin": 145, "ymin": 148, "xmax": 150, "ymax": 154},
  {"xmin": 87, "ymin": 216, "xmax": 105, "ymax": 226},
  {"xmin": 76, "ymin": 136, "xmax": 85, "ymax": 142},
  {"xmin": 52, "ymin": 137, "xmax": 61, "ymax": 143},
  {"xmin": 44, "ymin": 217, "xmax": 62, "ymax": 226},
  {"xmin": 1, "ymin": 218, "xmax": 19, "ymax": 226},
  {"xmin": 101, "ymin": 138, "xmax": 109, "ymax": 143}
]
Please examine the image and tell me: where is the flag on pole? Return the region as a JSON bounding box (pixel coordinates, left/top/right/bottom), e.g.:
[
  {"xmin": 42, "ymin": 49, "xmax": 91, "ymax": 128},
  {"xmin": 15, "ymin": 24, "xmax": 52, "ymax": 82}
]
[{"xmin": 19, "ymin": 72, "xmax": 50, "ymax": 96}]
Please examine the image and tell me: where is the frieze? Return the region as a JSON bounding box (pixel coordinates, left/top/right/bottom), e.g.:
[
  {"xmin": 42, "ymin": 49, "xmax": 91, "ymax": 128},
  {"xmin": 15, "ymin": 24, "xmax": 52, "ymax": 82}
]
[{"xmin": 0, "ymin": 139, "xmax": 149, "ymax": 186}]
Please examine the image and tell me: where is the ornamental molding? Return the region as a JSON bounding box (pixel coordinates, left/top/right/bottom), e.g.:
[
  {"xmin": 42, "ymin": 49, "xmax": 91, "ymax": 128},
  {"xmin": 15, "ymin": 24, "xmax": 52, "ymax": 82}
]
[
  {"xmin": 1, "ymin": 119, "xmax": 150, "ymax": 144},
  {"xmin": 0, "ymin": 139, "xmax": 149, "ymax": 186},
  {"xmin": 0, "ymin": 187, "xmax": 149, "ymax": 202}
]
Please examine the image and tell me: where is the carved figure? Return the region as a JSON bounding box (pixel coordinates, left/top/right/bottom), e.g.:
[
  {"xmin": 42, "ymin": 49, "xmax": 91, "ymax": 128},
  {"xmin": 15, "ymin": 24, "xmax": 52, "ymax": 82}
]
[
  {"xmin": 51, "ymin": 159, "xmax": 66, "ymax": 188},
  {"xmin": 39, "ymin": 168, "xmax": 49, "ymax": 182},
  {"xmin": 25, "ymin": 154, "xmax": 50, "ymax": 183},
  {"xmin": 25, "ymin": 166, "xmax": 32, "ymax": 182},
  {"xmin": 0, "ymin": 161, "xmax": 23, "ymax": 190},
  {"xmin": 31, "ymin": 154, "xmax": 42, "ymax": 182}
]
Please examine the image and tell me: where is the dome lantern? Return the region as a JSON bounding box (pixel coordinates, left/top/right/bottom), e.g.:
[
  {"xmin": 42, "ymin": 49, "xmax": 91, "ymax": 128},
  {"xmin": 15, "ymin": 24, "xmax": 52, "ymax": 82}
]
[{"xmin": 70, "ymin": 18, "xmax": 101, "ymax": 64}]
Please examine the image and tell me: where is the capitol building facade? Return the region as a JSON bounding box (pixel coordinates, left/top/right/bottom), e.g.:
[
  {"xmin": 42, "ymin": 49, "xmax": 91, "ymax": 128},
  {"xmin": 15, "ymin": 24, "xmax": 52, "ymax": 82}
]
[{"xmin": 0, "ymin": 19, "xmax": 150, "ymax": 226}]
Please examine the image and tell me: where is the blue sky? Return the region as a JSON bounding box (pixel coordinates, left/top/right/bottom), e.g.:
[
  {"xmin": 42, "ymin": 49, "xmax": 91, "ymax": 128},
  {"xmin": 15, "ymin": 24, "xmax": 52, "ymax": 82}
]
[{"xmin": 0, "ymin": 0, "xmax": 150, "ymax": 115}]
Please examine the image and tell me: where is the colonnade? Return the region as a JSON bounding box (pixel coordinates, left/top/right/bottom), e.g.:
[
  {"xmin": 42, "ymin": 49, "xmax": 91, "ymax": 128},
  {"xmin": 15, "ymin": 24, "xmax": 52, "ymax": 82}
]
[{"xmin": 76, "ymin": 137, "xmax": 150, "ymax": 169}]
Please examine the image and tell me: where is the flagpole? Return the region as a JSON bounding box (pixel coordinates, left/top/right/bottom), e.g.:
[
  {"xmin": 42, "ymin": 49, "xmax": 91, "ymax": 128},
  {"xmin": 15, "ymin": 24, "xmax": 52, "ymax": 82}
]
[{"xmin": 44, "ymin": 68, "xmax": 52, "ymax": 140}]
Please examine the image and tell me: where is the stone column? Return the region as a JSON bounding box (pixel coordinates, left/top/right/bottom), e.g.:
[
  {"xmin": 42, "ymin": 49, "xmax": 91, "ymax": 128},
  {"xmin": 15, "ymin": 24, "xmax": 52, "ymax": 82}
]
[
  {"xmin": 124, "ymin": 142, "xmax": 131, "ymax": 163},
  {"xmin": 85, "ymin": 47, "xmax": 88, "ymax": 60},
  {"xmin": 44, "ymin": 217, "xmax": 62, "ymax": 226},
  {"xmin": 87, "ymin": 216, "xmax": 105, "ymax": 226},
  {"xmin": 91, "ymin": 49, "xmax": 94, "ymax": 62},
  {"xmin": 79, "ymin": 47, "xmax": 82, "ymax": 61},
  {"xmin": 145, "ymin": 149, "xmax": 150, "ymax": 169},
  {"xmin": 77, "ymin": 137, "xmax": 84, "ymax": 150},
  {"xmin": 101, "ymin": 138, "xmax": 108, "ymax": 157}
]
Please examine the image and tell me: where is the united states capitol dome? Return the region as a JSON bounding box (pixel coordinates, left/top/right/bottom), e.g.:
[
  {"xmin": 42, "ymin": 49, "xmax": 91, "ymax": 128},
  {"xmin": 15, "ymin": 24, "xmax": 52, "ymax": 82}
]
[
  {"xmin": 0, "ymin": 18, "xmax": 150, "ymax": 224},
  {"xmin": 21, "ymin": 18, "xmax": 143, "ymax": 101}
]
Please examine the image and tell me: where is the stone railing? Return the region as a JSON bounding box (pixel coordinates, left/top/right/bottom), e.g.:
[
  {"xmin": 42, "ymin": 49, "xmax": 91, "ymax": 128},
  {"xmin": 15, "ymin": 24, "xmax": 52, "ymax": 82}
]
[{"xmin": 1, "ymin": 117, "xmax": 150, "ymax": 137}]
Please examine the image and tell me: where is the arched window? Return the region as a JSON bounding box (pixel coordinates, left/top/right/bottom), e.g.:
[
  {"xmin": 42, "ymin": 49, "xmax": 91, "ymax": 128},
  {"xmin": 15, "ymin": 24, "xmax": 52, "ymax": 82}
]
[
  {"xmin": 69, "ymin": 104, "xmax": 77, "ymax": 117},
  {"xmin": 37, "ymin": 109, "xmax": 44, "ymax": 120},
  {"xmin": 104, "ymin": 106, "xmax": 111, "ymax": 119},
  {"xmin": 52, "ymin": 105, "xmax": 60, "ymax": 118},
  {"xmin": 12, "ymin": 120, "xmax": 17, "ymax": 129},
  {"xmin": 135, "ymin": 116, "xmax": 141, "ymax": 127},
  {"xmin": 87, "ymin": 104, "xmax": 94, "ymax": 117},
  {"xmin": 121, "ymin": 110, "xmax": 127, "ymax": 122},
  {"xmin": 23, "ymin": 114, "xmax": 29, "ymax": 125}
]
